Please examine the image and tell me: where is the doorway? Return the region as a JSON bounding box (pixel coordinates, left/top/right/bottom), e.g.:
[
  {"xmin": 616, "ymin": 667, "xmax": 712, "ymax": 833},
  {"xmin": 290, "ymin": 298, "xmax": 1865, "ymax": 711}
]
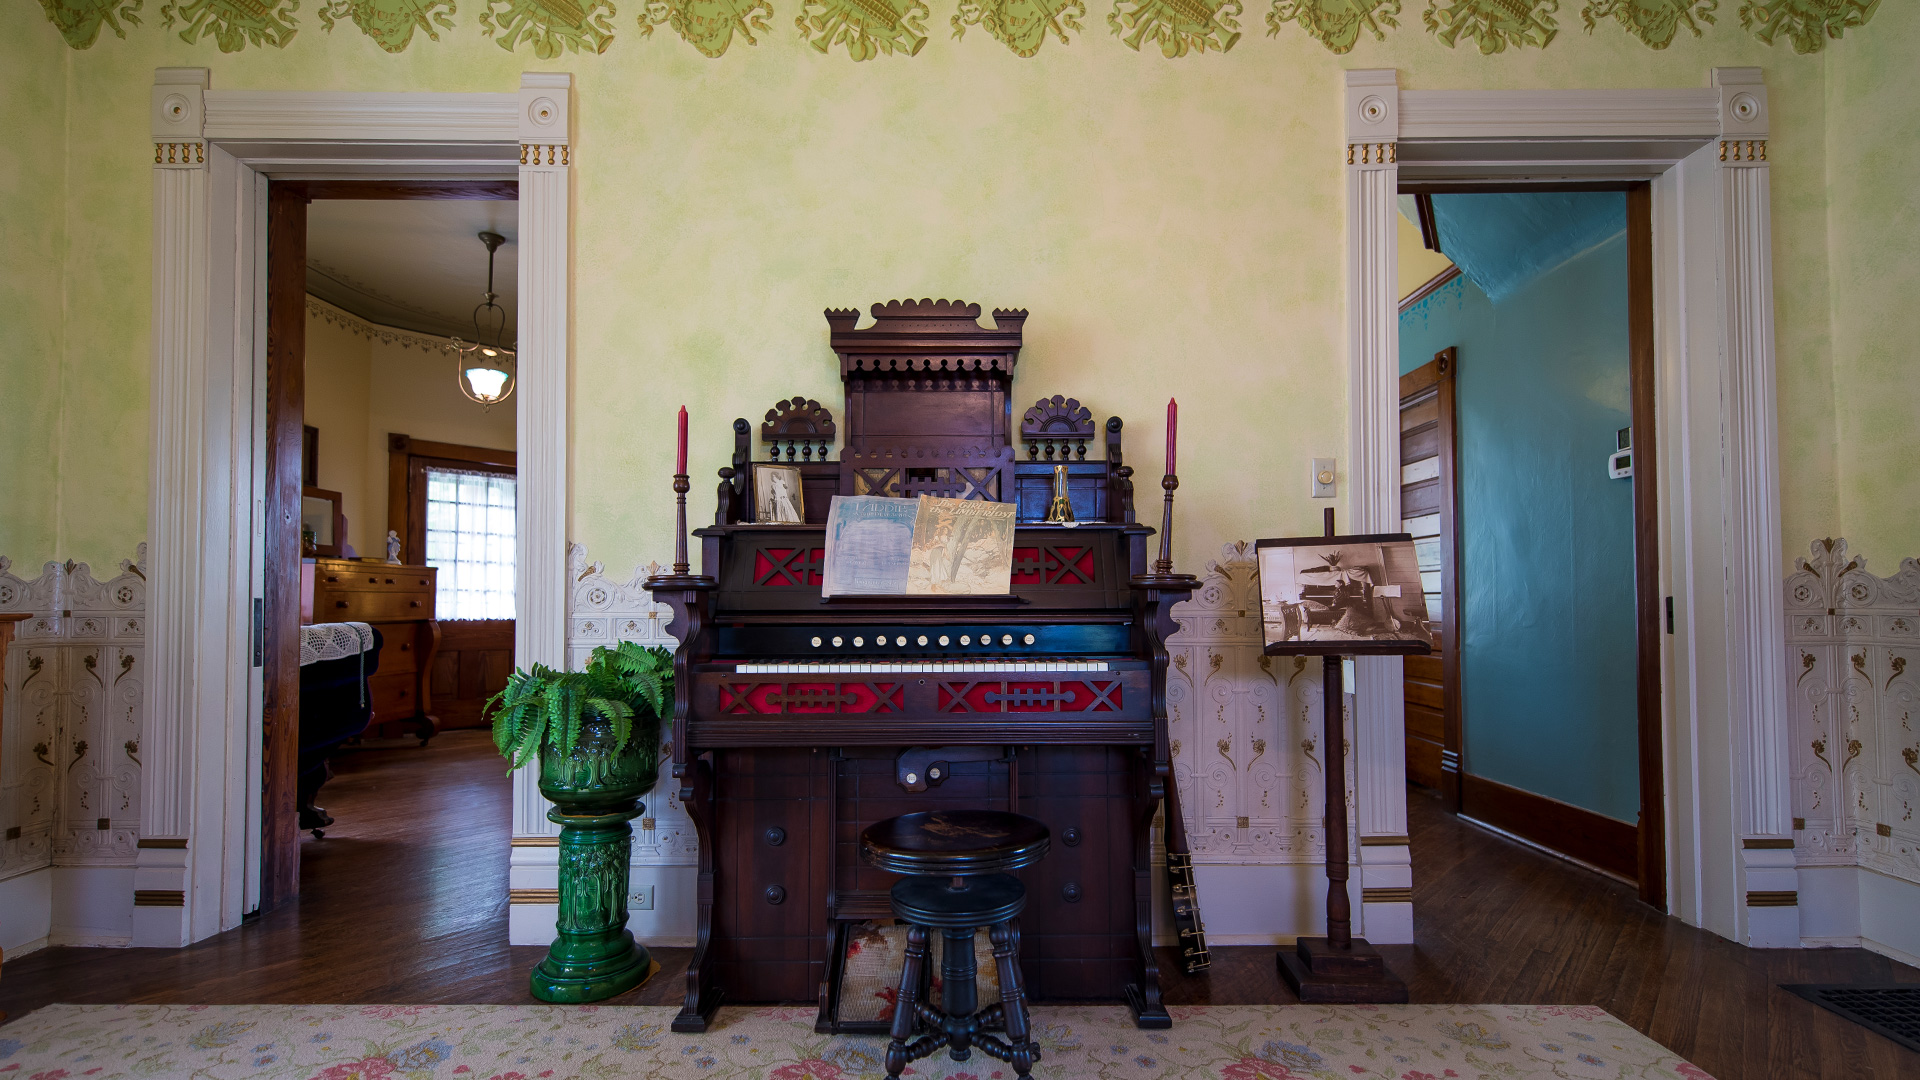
[
  {"xmin": 1395, "ymin": 184, "xmax": 1664, "ymax": 909},
  {"xmin": 262, "ymin": 180, "xmax": 521, "ymax": 910}
]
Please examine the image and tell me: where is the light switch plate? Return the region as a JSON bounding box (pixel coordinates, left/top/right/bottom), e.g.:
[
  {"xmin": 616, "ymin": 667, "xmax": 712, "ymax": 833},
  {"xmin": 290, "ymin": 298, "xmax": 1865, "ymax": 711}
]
[{"xmin": 1312, "ymin": 457, "xmax": 1337, "ymax": 499}]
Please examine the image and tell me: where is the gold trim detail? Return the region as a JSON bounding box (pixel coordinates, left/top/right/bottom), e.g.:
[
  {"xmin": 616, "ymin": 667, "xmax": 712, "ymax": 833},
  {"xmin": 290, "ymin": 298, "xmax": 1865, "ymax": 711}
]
[
  {"xmin": 153, "ymin": 142, "xmax": 206, "ymax": 166},
  {"xmin": 1346, "ymin": 142, "xmax": 1396, "ymax": 166},
  {"xmin": 1792, "ymin": 816, "xmax": 1806, "ymax": 830},
  {"xmin": 1361, "ymin": 887, "xmax": 1413, "ymax": 904},
  {"xmin": 510, "ymin": 888, "xmax": 561, "ymax": 904},
  {"xmin": 133, "ymin": 889, "xmax": 186, "ymax": 906},
  {"xmin": 1875, "ymin": 822, "xmax": 1893, "ymax": 837},
  {"xmin": 1745, "ymin": 890, "xmax": 1797, "ymax": 907},
  {"xmin": 1719, "ymin": 139, "xmax": 1767, "ymax": 163},
  {"xmin": 1742, "ymin": 838, "xmax": 1794, "ymax": 849},
  {"xmin": 520, "ymin": 144, "xmax": 571, "ymax": 167},
  {"xmin": 1360, "ymin": 835, "xmax": 1410, "ymax": 847},
  {"xmin": 510, "ymin": 836, "xmax": 560, "ymax": 847},
  {"xmin": 137, "ymin": 837, "xmax": 189, "ymax": 849}
]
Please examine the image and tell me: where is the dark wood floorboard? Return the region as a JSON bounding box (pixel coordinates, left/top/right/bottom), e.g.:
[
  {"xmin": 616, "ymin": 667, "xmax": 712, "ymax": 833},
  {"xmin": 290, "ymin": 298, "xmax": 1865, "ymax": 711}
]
[{"xmin": 3, "ymin": 745, "xmax": 1915, "ymax": 1077}]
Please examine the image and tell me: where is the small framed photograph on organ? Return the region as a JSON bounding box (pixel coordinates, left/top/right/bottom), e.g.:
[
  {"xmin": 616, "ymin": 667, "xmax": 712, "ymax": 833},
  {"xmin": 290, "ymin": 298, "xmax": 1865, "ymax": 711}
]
[
  {"xmin": 753, "ymin": 464, "xmax": 806, "ymax": 524},
  {"xmin": 1256, "ymin": 533, "xmax": 1434, "ymax": 656}
]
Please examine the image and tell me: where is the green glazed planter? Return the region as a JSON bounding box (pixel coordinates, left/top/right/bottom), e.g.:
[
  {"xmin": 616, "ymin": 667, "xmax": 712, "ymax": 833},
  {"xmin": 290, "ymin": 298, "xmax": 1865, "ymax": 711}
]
[{"xmin": 529, "ymin": 716, "xmax": 660, "ymax": 1004}]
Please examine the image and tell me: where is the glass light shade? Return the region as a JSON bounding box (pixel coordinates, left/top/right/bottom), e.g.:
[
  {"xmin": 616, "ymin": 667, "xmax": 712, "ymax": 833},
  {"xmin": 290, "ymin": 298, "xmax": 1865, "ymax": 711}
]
[{"xmin": 453, "ymin": 341, "xmax": 516, "ymax": 406}]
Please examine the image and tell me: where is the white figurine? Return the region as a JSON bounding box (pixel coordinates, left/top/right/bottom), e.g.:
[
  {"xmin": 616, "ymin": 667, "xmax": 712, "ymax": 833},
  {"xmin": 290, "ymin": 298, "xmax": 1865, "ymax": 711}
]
[{"xmin": 386, "ymin": 530, "xmax": 403, "ymax": 565}]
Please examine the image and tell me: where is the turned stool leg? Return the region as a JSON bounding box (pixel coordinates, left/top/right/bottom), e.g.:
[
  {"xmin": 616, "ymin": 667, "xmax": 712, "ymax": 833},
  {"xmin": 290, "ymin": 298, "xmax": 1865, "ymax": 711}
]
[
  {"xmin": 887, "ymin": 924, "xmax": 931, "ymax": 1079},
  {"xmin": 991, "ymin": 920, "xmax": 1036, "ymax": 1077},
  {"xmin": 941, "ymin": 926, "xmax": 980, "ymax": 1061}
]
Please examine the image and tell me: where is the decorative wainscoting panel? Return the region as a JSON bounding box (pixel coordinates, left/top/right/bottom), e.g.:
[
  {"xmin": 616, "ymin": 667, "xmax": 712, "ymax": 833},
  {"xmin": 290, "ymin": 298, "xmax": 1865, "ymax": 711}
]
[
  {"xmin": 1167, "ymin": 542, "xmax": 1348, "ymax": 863},
  {"xmin": 1786, "ymin": 539, "xmax": 1920, "ymax": 888},
  {"xmin": 0, "ymin": 548, "xmax": 147, "ymax": 882},
  {"xmin": 564, "ymin": 544, "xmax": 696, "ymax": 867}
]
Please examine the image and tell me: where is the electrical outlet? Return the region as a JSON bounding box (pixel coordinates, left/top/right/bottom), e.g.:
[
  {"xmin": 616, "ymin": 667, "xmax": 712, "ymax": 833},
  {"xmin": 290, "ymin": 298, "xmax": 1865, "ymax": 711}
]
[
  {"xmin": 629, "ymin": 885, "xmax": 654, "ymax": 910},
  {"xmin": 1312, "ymin": 457, "xmax": 1337, "ymax": 499}
]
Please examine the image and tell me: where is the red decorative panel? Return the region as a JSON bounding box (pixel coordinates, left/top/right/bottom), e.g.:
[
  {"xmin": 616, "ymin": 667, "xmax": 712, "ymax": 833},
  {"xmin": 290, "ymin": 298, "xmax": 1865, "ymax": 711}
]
[
  {"xmin": 936, "ymin": 680, "xmax": 1121, "ymax": 713},
  {"xmin": 752, "ymin": 547, "xmax": 825, "ymax": 586},
  {"xmin": 720, "ymin": 681, "xmax": 904, "ymax": 714},
  {"xmin": 1010, "ymin": 545, "xmax": 1096, "ymax": 586}
]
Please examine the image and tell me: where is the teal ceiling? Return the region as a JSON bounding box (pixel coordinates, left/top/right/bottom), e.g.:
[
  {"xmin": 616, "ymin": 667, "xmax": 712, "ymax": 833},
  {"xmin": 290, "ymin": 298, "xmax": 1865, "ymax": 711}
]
[{"xmin": 1430, "ymin": 192, "xmax": 1626, "ymax": 304}]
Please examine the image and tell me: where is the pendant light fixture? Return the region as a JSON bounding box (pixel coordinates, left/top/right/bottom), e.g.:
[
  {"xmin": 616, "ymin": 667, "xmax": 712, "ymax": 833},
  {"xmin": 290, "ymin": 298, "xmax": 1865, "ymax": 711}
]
[{"xmin": 451, "ymin": 230, "xmax": 517, "ymax": 408}]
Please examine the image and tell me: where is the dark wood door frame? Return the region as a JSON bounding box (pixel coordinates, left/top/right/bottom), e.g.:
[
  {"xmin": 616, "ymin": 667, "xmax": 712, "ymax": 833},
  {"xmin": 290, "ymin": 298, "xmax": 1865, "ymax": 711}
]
[
  {"xmin": 262, "ymin": 183, "xmax": 308, "ymax": 912},
  {"xmin": 260, "ymin": 179, "xmax": 517, "ymax": 914},
  {"xmin": 1398, "ymin": 181, "xmax": 1665, "ymax": 911},
  {"xmin": 387, "ymin": 434, "xmax": 518, "ymax": 567}
]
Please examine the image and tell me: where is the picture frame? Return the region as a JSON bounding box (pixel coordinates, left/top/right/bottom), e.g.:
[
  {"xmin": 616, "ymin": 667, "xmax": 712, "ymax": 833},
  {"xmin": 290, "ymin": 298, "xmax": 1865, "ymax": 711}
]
[
  {"xmin": 1255, "ymin": 532, "xmax": 1434, "ymax": 657},
  {"xmin": 753, "ymin": 463, "xmax": 807, "ymax": 524}
]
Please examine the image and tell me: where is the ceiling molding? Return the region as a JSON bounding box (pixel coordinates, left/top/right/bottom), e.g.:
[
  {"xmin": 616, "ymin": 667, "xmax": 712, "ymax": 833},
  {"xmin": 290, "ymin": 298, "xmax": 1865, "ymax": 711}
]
[{"xmin": 305, "ymin": 294, "xmax": 464, "ymax": 355}]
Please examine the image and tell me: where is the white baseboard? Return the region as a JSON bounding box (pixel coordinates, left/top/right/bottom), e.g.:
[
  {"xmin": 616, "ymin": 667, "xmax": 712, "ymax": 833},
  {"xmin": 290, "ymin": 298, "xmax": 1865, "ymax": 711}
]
[
  {"xmin": 1796, "ymin": 863, "xmax": 1920, "ymax": 965},
  {"xmin": 52, "ymin": 866, "xmax": 135, "ymax": 947},
  {"xmin": 0, "ymin": 868, "xmax": 52, "ymax": 954}
]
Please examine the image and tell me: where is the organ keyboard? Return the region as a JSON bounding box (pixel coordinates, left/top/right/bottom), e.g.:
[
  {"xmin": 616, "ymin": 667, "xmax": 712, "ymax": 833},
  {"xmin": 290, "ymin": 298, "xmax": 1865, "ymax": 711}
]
[{"xmin": 647, "ymin": 300, "xmax": 1197, "ymax": 1035}]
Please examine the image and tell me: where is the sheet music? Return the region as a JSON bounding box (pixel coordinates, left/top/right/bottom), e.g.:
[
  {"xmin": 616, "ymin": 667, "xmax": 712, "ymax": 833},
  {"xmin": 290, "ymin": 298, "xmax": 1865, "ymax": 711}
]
[
  {"xmin": 821, "ymin": 495, "xmax": 919, "ymax": 596},
  {"xmin": 907, "ymin": 496, "xmax": 1016, "ymax": 595}
]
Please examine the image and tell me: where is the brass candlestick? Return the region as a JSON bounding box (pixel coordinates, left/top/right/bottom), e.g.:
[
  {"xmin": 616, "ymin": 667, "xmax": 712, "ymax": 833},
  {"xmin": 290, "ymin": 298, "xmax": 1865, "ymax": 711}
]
[
  {"xmin": 672, "ymin": 473, "xmax": 692, "ymax": 575},
  {"xmin": 1043, "ymin": 464, "xmax": 1076, "ymax": 525},
  {"xmin": 1154, "ymin": 473, "xmax": 1179, "ymax": 575}
]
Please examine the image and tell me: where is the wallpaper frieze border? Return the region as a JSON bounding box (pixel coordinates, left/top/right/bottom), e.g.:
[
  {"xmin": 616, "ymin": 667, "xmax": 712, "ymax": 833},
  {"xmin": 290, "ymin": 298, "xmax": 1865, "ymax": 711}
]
[{"xmin": 37, "ymin": 0, "xmax": 1879, "ymax": 52}]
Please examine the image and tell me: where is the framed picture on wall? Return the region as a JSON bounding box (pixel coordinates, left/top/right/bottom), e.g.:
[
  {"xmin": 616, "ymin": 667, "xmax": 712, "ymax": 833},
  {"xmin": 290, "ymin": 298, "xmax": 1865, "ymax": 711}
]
[
  {"xmin": 1256, "ymin": 533, "xmax": 1434, "ymax": 656},
  {"xmin": 753, "ymin": 464, "xmax": 806, "ymax": 524}
]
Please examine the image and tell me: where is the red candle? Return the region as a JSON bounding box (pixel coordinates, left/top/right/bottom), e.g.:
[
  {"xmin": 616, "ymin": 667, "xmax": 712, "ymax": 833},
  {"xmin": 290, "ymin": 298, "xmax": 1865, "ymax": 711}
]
[
  {"xmin": 1166, "ymin": 398, "xmax": 1178, "ymax": 476},
  {"xmin": 676, "ymin": 406, "xmax": 688, "ymax": 475}
]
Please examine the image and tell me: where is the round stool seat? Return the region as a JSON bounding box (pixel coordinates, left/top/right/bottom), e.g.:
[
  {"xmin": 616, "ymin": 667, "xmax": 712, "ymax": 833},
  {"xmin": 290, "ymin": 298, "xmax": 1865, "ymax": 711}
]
[
  {"xmin": 860, "ymin": 810, "xmax": 1050, "ymax": 877},
  {"xmin": 890, "ymin": 872, "xmax": 1026, "ymax": 929}
]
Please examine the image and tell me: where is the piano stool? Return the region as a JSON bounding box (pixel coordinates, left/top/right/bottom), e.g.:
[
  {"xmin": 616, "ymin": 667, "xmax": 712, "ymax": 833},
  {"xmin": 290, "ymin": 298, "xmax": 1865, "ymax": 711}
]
[{"xmin": 861, "ymin": 811, "xmax": 1051, "ymax": 1079}]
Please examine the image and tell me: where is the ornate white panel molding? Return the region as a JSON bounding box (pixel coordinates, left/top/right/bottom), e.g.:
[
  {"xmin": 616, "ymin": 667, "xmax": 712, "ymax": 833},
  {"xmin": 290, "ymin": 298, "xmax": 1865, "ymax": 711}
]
[
  {"xmin": 149, "ymin": 68, "xmax": 554, "ymax": 944},
  {"xmin": 1398, "ymin": 89, "xmax": 1722, "ymax": 141},
  {"xmin": 0, "ymin": 550, "xmax": 147, "ymax": 884},
  {"xmin": 1342, "ymin": 72, "xmax": 1412, "ymax": 942},
  {"xmin": 509, "ymin": 72, "xmax": 575, "ymax": 840},
  {"xmin": 1786, "ymin": 540, "xmax": 1920, "ymax": 887},
  {"xmin": 1166, "ymin": 544, "xmax": 1347, "ymax": 863},
  {"xmin": 202, "ymin": 91, "xmax": 519, "ymax": 143}
]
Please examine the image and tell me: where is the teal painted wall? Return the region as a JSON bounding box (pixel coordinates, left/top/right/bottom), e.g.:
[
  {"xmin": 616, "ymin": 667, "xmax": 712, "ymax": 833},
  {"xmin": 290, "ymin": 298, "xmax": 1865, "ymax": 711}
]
[{"xmin": 1400, "ymin": 204, "xmax": 1639, "ymax": 823}]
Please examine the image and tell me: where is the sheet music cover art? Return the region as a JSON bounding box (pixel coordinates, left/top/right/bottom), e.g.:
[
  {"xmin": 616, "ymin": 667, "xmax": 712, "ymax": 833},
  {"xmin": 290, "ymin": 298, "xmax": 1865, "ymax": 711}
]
[
  {"xmin": 1256, "ymin": 535, "xmax": 1433, "ymax": 655},
  {"xmin": 906, "ymin": 496, "xmax": 1016, "ymax": 595},
  {"xmin": 822, "ymin": 495, "xmax": 919, "ymax": 596}
]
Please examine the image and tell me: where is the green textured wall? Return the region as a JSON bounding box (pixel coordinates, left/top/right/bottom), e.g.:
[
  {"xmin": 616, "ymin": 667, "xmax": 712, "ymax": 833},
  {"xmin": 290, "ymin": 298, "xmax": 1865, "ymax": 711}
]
[
  {"xmin": 0, "ymin": 10, "xmax": 1892, "ymax": 575},
  {"xmin": 1825, "ymin": 0, "xmax": 1920, "ymax": 563},
  {"xmin": 0, "ymin": 0, "xmax": 68, "ymax": 564}
]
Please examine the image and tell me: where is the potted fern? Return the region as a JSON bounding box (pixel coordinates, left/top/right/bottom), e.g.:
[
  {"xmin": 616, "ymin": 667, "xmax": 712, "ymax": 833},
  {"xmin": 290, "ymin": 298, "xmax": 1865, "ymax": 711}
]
[{"xmin": 486, "ymin": 640, "xmax": 673, "ymax": 1003}]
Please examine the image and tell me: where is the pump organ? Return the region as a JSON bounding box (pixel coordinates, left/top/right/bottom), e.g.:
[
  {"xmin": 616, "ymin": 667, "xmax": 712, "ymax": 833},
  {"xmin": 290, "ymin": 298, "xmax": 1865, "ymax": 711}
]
[{"xmin": 646, "ymin": 300, "xmax": 1195, "ymax": 1033}]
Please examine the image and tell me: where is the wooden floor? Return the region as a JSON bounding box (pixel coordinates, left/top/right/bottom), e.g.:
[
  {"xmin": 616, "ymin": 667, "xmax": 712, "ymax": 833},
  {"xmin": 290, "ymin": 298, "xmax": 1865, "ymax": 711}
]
[{"xmin": 3, "ymin": 732, "xmax": 1915, "ymax": 1078}]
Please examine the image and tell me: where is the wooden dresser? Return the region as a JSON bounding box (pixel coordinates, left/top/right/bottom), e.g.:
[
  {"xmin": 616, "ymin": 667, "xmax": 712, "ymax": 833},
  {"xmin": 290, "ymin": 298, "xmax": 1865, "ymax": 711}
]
[{"xmin": 301, "ymin": 559, "xmax": 441, "ymax": 743}]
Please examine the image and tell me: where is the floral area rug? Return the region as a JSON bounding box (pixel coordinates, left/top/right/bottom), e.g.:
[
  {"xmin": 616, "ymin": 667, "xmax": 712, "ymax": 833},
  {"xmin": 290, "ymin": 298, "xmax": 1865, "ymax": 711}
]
[{"xmin": 0, "ymin": 1003, "xmax": 1713, "ymax": 1080}]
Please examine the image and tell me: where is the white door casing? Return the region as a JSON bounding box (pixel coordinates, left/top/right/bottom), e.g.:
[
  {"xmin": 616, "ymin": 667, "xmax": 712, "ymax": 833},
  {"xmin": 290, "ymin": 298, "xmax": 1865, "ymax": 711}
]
[
  {"xmin": 1343, "ymin": 69, "xmax": 1791, "ymax": 947},
  {"xmin": 140, "ymin": 71, "xmax": 568, "ymax": 947}
]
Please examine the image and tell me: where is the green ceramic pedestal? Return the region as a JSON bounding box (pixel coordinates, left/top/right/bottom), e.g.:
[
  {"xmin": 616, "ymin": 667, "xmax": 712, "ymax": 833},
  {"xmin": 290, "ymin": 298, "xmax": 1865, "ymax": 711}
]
[
  {"xmin": 529, "ymin": 718, "xmax": 660, "ymax": 1004},
  {"xmin": 530, "ymin": 805, "xmax": 652, "ymax": 1003}
]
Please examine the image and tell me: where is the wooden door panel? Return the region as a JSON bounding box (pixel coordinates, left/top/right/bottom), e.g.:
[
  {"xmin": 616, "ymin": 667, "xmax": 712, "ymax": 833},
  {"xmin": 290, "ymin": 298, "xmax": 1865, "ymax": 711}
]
[{"xmin": 1399, "ymin": 349, "xmax": 1460, "ymax": 805}]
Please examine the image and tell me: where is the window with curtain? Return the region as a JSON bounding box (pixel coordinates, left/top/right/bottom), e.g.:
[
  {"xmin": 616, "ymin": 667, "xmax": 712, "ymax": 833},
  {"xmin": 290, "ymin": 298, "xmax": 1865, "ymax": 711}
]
[{"xmin": 424, "ymin": 467, "xmax": 517, "ymax": 620}]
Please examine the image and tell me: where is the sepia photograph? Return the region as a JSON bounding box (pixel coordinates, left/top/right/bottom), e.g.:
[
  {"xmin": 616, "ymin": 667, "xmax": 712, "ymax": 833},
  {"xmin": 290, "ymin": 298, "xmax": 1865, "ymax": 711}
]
[
  {"xmin": 1256, "ymin": 535, "xmax": 1433, "ymax": 655},
  {"xmin": 753, "ymin": 464, "xmax": 806, "ymax": 524}
]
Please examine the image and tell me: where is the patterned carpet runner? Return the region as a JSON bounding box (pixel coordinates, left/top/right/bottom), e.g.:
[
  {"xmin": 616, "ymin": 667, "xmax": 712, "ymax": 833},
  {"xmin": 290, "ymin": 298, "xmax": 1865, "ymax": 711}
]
[{"xmin": 0, "ymin": 1002, "xmax": 1713, "ymax": 1079}]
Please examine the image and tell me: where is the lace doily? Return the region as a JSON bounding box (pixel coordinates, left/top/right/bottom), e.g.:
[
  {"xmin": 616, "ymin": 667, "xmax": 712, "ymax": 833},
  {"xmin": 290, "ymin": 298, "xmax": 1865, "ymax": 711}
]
[{"xmin": 300, "ymin": 622, "xmax": 377, "ymax": 667}]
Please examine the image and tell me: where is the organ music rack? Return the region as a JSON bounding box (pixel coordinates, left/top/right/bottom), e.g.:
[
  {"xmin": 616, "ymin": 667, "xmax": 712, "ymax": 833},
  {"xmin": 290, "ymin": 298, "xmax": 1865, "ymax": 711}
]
[{"xmin": 647, "ymin": 299, "xmax": 1196, "ymax": 1034}]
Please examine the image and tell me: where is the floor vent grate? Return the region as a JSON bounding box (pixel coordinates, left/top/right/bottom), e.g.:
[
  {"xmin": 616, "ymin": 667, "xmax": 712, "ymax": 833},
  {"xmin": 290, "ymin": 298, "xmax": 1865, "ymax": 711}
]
[{"xmin": 1781, "ymin": 984, "xmax": 1920, "ymax": 1053}]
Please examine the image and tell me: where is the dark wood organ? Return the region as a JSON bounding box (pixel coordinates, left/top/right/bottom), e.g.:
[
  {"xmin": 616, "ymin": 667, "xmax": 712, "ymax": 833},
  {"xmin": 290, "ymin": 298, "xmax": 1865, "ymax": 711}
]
[{"xmin": 648, "ymin": 300, "xmax": 1195, "ymax": 1034}]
